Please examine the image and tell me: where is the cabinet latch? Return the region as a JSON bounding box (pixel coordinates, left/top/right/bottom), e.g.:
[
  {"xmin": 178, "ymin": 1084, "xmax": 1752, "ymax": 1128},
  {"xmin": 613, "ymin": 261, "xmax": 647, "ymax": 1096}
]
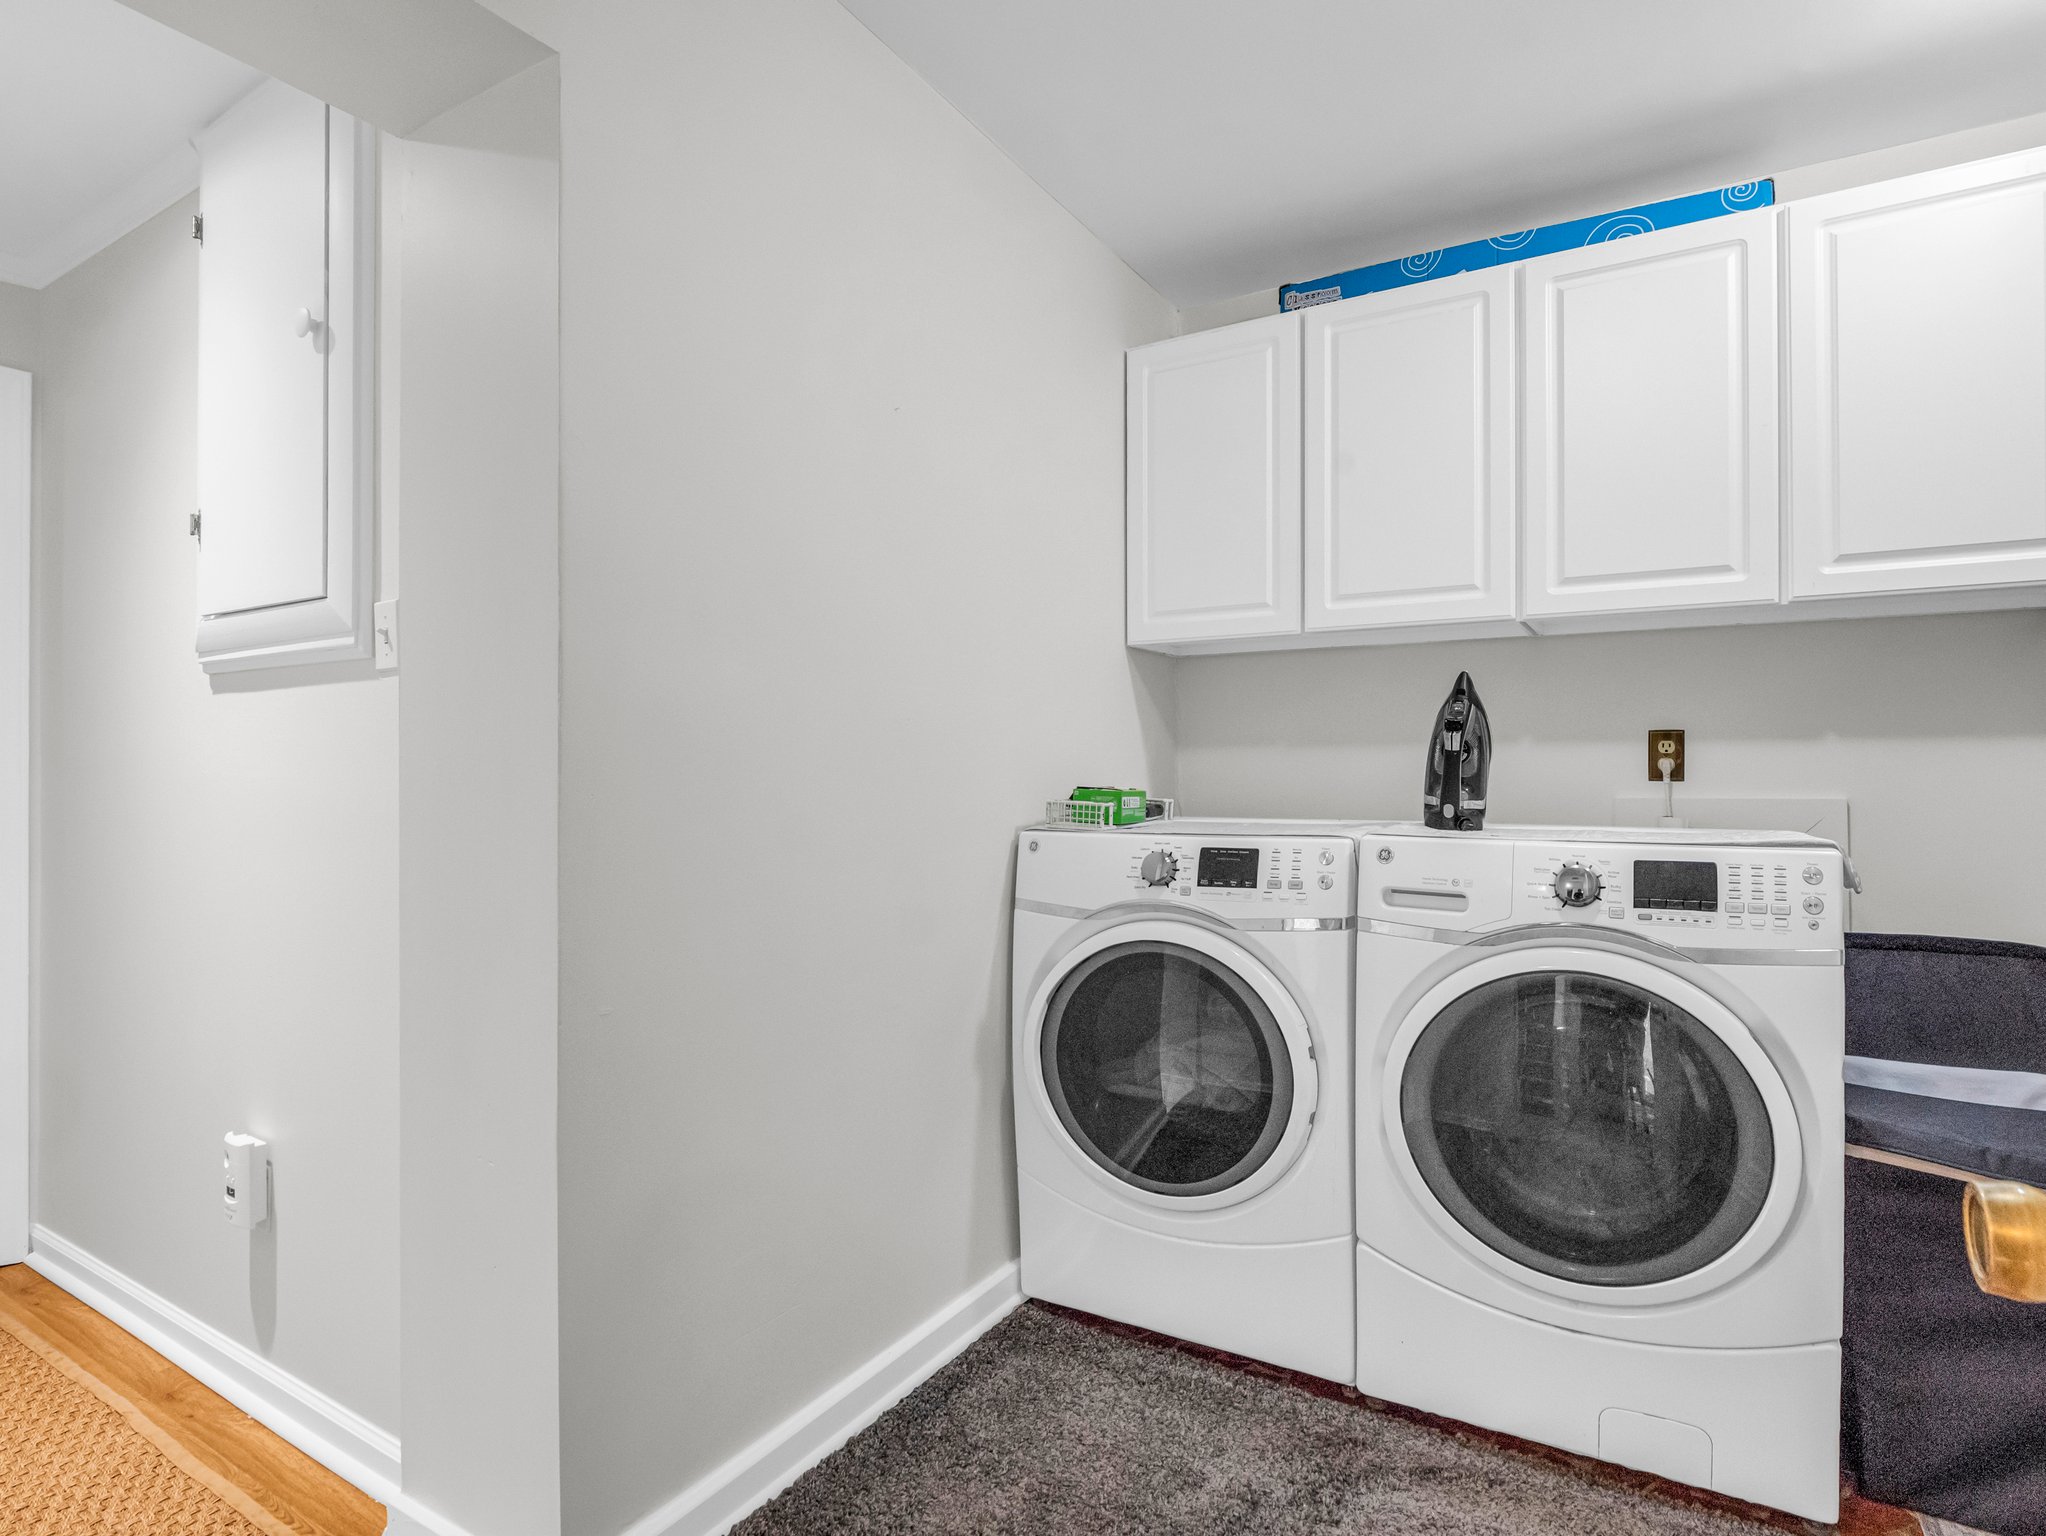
[
  {"xmin": 191, "ymin": 214, "xmax": 203, "ymax": 244},
  {"xmin": 189, "ymin": 511, "xmax": 201, "ymax": 542}
]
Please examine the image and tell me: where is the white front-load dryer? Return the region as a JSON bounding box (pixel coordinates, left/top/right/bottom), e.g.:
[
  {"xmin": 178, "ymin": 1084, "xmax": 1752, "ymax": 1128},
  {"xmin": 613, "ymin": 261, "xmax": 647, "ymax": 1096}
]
[
  {"xmin": 1352, "ymin": 825, "xmax": 1847, "ymax": 1521},
  {"xmin": 1014, "ymin": 820, "xmax": 1356, "ymax": 1382}
]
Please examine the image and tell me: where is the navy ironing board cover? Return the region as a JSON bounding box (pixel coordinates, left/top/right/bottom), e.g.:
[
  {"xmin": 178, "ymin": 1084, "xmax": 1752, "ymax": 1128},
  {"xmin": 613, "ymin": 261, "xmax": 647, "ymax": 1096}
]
[
  {"xmin": 1845, "ymin": 1085, "xmax": 2046, "ymax": 1188},
  {"xmin": 1845, "ymin": 932, "xmax": 2046, "ymax": 1185},
  {"xmin": 1841, "ymin": 932, "xmax": 2046, "ymax": 1533}
]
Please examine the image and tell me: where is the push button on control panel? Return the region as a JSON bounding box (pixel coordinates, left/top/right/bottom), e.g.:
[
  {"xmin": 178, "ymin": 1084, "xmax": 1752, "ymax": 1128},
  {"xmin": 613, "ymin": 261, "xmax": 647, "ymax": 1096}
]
[{"xmin": 1803, "ymin": 895, "xmax": 1825, "ymax": 915}]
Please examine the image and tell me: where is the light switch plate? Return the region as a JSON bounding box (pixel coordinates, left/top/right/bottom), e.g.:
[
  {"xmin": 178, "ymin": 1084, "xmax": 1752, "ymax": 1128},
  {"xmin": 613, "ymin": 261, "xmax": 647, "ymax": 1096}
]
[{"xmin": 373, "ymin": 598, "xmax": 398, "ymax": 671}]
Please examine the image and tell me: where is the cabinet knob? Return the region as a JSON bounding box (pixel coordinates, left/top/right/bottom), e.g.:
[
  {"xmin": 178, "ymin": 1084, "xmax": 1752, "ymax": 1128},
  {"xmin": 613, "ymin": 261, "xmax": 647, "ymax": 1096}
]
[{"xmin": 293, "ymin": 307, "xmax": 324, "ymax": 339}]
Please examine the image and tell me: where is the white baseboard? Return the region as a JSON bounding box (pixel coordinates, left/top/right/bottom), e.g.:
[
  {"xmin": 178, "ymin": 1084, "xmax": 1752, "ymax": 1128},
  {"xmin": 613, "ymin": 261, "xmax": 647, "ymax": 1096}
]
[
  {"xmin": 26, "ymin": 1224, "xmax": 401, "ymax": 1503},
  {"xmin": 381, "ymin": 1495, "xmax": 485, "ymax": 1536},
  {"xmin": 620, "ymin": 1262, "xmax": 1024, "ymax": 1536}
]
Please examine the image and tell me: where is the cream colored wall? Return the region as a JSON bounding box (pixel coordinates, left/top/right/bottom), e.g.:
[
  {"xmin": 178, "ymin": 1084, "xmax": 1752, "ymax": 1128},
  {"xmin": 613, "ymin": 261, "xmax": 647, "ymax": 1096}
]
[
  {"xmin": 30, "ymin": 198, "xmax": 400, "ymax": 1430},
  {"xmin": 546, "ymin": 2, "xmax": 1174, "ymax": 1532}
]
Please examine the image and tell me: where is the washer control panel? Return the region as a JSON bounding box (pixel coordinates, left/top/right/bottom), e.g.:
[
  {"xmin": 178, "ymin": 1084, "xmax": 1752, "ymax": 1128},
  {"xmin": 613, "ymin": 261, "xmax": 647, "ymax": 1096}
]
[
  {"xmin": 1519, "ymin": 844, "xmax": 1843, "ymax": 946},
  {"xmin": 1354, "ymin": 832, "xmax": 1844, "ymax": 948}
]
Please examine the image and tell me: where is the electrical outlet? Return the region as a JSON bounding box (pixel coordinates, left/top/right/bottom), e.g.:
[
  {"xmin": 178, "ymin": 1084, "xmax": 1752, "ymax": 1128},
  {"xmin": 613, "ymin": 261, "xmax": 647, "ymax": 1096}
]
[
  {"xmin": 223, "ymin": 1132, "xmax": 268, "ymax": 1229},
  {"xmin": 1649, "ymin": 729, "xmax": 1686, "ymax": 783}
]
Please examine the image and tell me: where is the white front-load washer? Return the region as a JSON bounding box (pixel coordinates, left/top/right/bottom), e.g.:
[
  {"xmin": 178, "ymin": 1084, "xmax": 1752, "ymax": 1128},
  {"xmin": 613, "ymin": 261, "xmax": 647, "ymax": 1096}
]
[
  {"xmin": 1353, "ymin": 825, "xmax": 1846, "ymax": 1521},
  {"xmin": 1014, "ymin": 819, "xmax": 1356, "ymax": 1382}
]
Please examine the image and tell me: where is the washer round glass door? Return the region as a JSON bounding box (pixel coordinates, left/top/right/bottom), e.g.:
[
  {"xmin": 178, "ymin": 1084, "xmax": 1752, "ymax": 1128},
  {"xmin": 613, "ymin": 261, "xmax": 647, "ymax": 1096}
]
[
  {"xmin": 1039, "ymin": 935, "xmax": 1301, "ymax": 1201},
  {"xmin": 1390, "ymin": 950, "xmax": 1796, "ymax": 1293}
]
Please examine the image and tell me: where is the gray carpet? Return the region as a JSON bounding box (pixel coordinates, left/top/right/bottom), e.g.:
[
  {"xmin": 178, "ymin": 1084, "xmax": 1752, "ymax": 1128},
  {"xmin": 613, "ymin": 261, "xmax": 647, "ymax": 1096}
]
[{"xmin": 736, "ymin": 1303, "xmax": 1817, "ymax": 1535}]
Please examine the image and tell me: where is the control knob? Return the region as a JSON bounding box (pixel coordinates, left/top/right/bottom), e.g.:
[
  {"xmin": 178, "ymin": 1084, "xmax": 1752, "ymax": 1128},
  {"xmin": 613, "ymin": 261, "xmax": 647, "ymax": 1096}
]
[
  {"xmin": 1553, "ymin": 861, "xmax": 1603, "ymax": 908},
  {"xmin": 1140, "ymin": 850, "xmax": 1178, "ymax": 887}
]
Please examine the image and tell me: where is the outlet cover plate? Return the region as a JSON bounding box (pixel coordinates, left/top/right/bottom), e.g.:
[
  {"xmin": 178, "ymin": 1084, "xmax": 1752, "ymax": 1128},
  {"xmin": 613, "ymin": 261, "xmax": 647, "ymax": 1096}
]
[{"xmin": 1649, "ymin": 729, "xmax": 1686, "ymax": 782}]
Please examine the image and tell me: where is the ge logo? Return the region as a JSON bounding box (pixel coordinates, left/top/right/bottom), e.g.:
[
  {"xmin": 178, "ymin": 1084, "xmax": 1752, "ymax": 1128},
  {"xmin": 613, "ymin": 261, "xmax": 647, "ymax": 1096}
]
[{"xmin": 1375, "ymin": 847, "xmax": 1393, "ymax": 864}]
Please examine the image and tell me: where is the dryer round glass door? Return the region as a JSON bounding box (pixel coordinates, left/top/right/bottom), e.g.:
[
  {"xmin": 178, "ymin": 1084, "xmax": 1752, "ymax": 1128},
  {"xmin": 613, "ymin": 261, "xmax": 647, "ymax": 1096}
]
[
  {"xmin": 1398, "ymin": 968, "xmax": 1777, "ymax": 1288},
  {"xmin": 1040, "ymin": 940, "xmax": 1295, "ymax": 1198}
]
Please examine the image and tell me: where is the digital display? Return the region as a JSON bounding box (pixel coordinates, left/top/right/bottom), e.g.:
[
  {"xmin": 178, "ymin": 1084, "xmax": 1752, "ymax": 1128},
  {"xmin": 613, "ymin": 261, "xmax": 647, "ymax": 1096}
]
[
  {"xmin": 1197, "ymin": 847, "xmax": 1260, "ymax": 889},
  {"xmin": 1633, "ymin": 859, "xmax": 1718, "ymax": 912}
]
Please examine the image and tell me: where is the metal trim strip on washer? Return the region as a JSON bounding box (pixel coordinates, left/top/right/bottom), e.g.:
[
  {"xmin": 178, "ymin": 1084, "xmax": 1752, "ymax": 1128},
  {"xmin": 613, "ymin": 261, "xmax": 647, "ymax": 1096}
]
[
  {"xmin": 1014, "ymin": 896, "xmax": 1352, "ymax": 932},
  {"xmin": 1359, "ymin": 916, "xmax": 1840, "ymax": 967}
]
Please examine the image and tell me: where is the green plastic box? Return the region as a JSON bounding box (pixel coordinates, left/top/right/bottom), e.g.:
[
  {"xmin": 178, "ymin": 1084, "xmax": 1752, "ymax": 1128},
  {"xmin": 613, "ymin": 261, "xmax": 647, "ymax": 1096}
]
[{"xmin": 1071, "ymin": 786, "xmax": 1148, "ymax": 827}]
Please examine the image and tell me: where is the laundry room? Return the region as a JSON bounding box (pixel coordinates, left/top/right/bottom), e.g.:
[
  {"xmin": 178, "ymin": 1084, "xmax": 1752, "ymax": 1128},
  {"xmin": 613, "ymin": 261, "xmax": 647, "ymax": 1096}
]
[{"xmin": 2, "ymin": 5, "xmax": 2044, "ymax": 1536}]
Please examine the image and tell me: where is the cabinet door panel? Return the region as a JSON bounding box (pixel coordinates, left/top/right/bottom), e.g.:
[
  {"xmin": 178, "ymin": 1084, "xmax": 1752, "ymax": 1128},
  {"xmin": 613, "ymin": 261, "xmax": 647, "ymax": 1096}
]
[
  {"xmin": 1305, "ymin": 271, "xmax": 1515, "ymax": 630},
  {"xmin": 1789, "ymin": 152, "xmax": 2046, "ymax": 596},
  {"xmin": 1127, "ymin": 316, "xmax": 1301, "ymax": 645},
  {"xmin": 1523, "ymin": 210, "xmax": 1779, "ymax": 618},
  {"xmin": 197, "ymin": 83, "xmax": 329, "ymax": 618}
]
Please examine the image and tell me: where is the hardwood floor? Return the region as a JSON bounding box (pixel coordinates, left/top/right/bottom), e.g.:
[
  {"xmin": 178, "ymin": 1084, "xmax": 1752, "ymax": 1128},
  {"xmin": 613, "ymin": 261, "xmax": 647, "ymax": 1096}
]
[{"xmin": 0, "ymin": 1262, "xmax": 384, "ymax": 1536}]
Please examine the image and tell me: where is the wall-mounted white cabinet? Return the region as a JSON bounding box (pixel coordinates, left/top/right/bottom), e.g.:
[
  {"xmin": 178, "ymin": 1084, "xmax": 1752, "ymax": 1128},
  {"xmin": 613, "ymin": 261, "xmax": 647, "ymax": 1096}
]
[
  {"xmin": 1521, "ymin": 210, "xmax": 1779, "ymax": 629},
  {"xmin": 1787, "ymin": 150, "xmax": 2046, "ymax": 603},
  {"xmin": 1128, "ymin": 149, "xmax": 2046, "ymax": 655},
  {"xmin": 1303, "ymin": 269, "xmax": 1520, "ymax": 638},
  {"xmin": 1125, "ymin": 315, "xmax": 1300, "ymax": 647},
  {"xmin": 195, "ymin": 80, "xmax": 375, "ymax": 674}
]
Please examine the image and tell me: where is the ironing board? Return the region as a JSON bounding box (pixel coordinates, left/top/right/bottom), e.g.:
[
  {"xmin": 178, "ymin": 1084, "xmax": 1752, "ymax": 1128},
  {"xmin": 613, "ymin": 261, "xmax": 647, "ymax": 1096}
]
[{"xmin": 1841, "ymin": 932, "xmax": 2046, "ymax": 1535}]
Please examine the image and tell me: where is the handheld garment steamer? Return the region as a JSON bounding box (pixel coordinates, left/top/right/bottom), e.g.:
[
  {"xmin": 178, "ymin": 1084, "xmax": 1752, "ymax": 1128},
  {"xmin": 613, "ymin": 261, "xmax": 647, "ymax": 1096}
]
[{"xmin": 1422, "ymin": 671, "xmax": 1492, "ymax": 830}]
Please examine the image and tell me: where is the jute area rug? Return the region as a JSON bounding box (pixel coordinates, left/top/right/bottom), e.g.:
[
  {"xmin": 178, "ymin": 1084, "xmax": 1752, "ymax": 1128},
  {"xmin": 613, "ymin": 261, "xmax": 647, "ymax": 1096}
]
[
  {"xmin": 0, "ymin": 1313, "xmax": 289, "ymax": 1535},
  {"xmin": 739, "ymin": 1302, "xmax": 1872, "ymax": 1536}
]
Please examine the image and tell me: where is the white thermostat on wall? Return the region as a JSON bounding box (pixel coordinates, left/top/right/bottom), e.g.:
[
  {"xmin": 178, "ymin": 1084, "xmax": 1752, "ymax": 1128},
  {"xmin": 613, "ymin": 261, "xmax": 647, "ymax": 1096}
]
[{"xmin": 223, "ymin": 1132, "xmax": 269, "ymax": 1229}]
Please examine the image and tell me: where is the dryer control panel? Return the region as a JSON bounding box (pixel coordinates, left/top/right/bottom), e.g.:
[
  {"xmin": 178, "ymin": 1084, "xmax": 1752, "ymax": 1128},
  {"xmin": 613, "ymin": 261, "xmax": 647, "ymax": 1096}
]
[
  {"xmin": 1355, "ymin": 830, "xmax": 1845, "ymax": 951},
  {"xmin": 1018, "ymin": 824, "xmax": 1356, "ymax": 922}
]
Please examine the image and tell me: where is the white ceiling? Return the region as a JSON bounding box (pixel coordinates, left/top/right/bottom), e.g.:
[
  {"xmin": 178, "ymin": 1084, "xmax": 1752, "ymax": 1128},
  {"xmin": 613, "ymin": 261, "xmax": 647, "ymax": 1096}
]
[
  {"xmin": 840, "ymin": 0, "xmax": 2046, "ymax": 305},
  {"xmin": 0, "ymin": 0, "xmax": 262, "ymax": 288}
]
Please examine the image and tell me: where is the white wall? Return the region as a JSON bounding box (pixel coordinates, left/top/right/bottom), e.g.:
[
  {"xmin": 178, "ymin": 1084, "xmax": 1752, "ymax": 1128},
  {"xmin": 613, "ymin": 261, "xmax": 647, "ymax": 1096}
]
[
  {"xmin": 1174, "ymin": 612, "xmax": 2046, "ymax": 943},
  {"xmin": 0, "ymin": 283, "xmax": 34, "ymax": 370},
  {"xmin": 0, "ymin": 298, "xmax": 28, "ymax": 1267},
  {"xmin": 390, "ymin": 61, "xmax": 562, "ymax": 1536},
  {"xmin": 30, "ymin": 198, "xmax": 400, "ymax": 1427},
  {"xmin": 546, "ymin": 1, "xmax": 1173, "ymax": 1531},
  {"xmin": 27, "ymin": 11, "xmax": 563, "ymax": 1527}
]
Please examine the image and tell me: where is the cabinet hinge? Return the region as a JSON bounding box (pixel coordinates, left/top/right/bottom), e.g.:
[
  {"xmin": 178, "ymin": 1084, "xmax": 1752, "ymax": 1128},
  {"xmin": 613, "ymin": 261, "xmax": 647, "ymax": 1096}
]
[
  {"xmin": 191, "ymin": 214, "xmax": 203, "ymax": 244},
  {"xmin": 189, "ymin": 511, "xmax": 201, "ymax": 542}
]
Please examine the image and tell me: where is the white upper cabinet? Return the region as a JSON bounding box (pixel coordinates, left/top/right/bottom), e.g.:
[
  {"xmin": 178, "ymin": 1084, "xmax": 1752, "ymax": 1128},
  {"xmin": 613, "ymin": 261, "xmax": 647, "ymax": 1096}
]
[
  {"xmin": 1303, "ymin": 270, "xmax": 1518, "ymax": 634},
  {"xmin": 1788, "ymin": 150, "xmax": 2046, "ymax": 599},
  {"xmin": 197, "ymin": 86, "xmax": 326, "ymax": 618},
  {"xmin": 1123, "ymin": 158, "xmax": 2046, "ymax": 653},
  {"xmin": 1126, "ymin": 315, "xmax": 1301, "ymax": 647},
  {"xmin": 195, "ymin": 80, "xmax": 375, "ymax": 673},
  {"xmin": 1521, "ymin": 209, "xmax": 1779, "ymax": 623}
]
